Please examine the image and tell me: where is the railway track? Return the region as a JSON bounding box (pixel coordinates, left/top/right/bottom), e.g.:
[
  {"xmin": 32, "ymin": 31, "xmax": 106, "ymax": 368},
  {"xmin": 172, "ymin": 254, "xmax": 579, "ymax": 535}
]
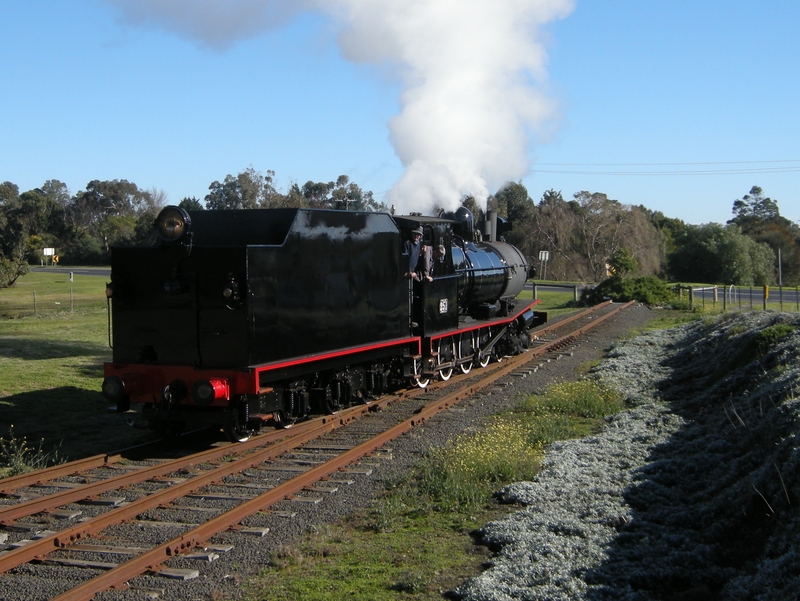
[{"xmin": 0, "ymin": 301, "xmax": 633, "ymax": 600}]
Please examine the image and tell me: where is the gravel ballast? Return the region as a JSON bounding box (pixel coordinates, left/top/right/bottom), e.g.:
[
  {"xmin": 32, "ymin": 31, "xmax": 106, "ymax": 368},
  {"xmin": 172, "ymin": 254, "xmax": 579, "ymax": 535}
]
[{"xmin": 455, "ymin": 310, "xmax": 800, "ymax": 601}]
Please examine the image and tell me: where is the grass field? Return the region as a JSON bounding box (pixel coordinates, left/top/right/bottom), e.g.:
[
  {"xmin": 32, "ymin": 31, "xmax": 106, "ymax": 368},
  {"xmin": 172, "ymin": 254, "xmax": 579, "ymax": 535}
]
[
  {"xmin": 0, "ymin": 267, "xmax": 109, "ymax": 317},
  {"xmin": 0, "ymin": 271, "xmax": 153, "ymax": 462}
]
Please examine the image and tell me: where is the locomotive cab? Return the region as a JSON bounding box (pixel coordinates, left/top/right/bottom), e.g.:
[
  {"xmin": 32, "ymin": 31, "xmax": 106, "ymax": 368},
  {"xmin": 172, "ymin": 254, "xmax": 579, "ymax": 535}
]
[
  {"xmin": 396, "ymin": 217, "xmax": 460, "ymax": 338},
  {"xmin": 394, "ymin": 209, "xmax": 546, "ymax": 382}
]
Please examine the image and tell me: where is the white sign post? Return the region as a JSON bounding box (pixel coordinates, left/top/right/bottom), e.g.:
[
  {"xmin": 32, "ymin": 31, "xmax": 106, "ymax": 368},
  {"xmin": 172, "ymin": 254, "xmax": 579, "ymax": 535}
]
[{"xmin": 538, "ymin": 250, "xmax": 550, "ymax": 281}]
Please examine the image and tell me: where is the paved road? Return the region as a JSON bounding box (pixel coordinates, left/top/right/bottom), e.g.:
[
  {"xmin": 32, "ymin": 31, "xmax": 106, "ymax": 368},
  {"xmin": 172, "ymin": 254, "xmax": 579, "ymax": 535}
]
[
  {"xmin": 692, "ymin": 285, "xmax": 799, "ymax": 310},
  {"xmin": 524, "ymin": 281, "xmax": 799, "ymax": 310},
  {"xmin": 33, "ymin": 266, "xmax": 110, "ymax": 277}
]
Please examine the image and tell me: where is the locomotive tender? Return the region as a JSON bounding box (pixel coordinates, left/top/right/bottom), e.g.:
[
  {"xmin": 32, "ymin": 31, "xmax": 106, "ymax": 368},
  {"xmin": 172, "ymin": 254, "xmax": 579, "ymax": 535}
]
[{"xmin": 102, "ymin": 205, "xmax": 546, "ymax": 441}]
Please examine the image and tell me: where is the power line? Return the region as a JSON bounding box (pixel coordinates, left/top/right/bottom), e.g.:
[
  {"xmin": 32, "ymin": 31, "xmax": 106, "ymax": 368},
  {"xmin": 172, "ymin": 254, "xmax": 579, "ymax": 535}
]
[
  {"xmin": 532, "ymin": 168, "xmax": 800, "ymax": 176},
  {"xmin": 531, "ymin": 160, "xmax": 800, "ymax": 176},
  {"xmin": 535, "ymin": 159, "xmax": 800, "ymax": 166},
  {"xmin": 531, "ymin": 159, "xmax": 800, "ymax": 176}
]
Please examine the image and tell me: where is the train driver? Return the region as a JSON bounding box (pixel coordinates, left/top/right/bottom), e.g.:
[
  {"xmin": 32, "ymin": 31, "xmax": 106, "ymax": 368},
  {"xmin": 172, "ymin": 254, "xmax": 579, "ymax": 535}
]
[{"xmin": 403, "ymin": 227, "xmax": 424, "ymax": 280}]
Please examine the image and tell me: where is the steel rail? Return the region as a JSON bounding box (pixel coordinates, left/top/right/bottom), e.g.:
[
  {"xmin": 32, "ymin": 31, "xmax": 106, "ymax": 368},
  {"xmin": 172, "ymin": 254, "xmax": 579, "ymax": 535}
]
[
  {"xmin": 0, "ymin": 391, "xmax": 415, "ymax": 524},
  {"xmin": 0, "ymin": 390, "xmax": 423, "ymax": 574},
  {"xmin": 0, "ymin": 454, "xmax": 117, "ymax": 495},
  {"xmin": 48, "ymin": 301, "xmax": 635, "ymax": 600},
  {"xmin": 572, "ymin": 300, "xmax": 634, "ymax": 334},
  {"xmin": 530, "ymin": 299, "xmax": 614, "ymax": 336}
]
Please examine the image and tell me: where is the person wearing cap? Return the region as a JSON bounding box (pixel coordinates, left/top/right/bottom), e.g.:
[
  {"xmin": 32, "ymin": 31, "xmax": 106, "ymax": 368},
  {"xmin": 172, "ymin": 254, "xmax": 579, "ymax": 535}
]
[{"xmin": 403, "ymin": 227, "xmax": 423, "ymax": 280}]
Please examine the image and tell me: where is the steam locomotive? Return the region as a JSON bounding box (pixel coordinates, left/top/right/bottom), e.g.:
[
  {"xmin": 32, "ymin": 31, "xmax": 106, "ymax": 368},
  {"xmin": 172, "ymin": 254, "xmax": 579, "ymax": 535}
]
[{"xmin": 102, "ymin": 205, "xmax": 546, "ymax": 441}]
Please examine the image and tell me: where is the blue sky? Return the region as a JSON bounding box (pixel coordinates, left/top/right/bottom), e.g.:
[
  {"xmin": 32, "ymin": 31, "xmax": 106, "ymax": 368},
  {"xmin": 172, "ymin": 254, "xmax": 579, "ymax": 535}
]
[{"xmin": 1, "ymin": 1, "xmax": 798, "ymax": 225}]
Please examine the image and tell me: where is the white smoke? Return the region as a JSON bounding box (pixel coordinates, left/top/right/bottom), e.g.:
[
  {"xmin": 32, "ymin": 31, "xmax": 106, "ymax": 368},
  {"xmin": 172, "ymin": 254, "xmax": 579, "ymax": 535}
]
[
  {"xmin": 107, "ymin": 0, "xmax": 574, "ymax": 212},
  {"xmin": 106, "ymin": 0, "xmax": 314, "ymax": 50}
]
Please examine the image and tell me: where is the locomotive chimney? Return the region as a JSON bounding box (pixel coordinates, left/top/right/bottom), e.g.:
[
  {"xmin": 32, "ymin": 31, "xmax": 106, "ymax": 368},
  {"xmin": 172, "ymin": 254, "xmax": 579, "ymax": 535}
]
[{"xmin": 482, "ymin": 210, "xmax": 498, "ymax": 242}]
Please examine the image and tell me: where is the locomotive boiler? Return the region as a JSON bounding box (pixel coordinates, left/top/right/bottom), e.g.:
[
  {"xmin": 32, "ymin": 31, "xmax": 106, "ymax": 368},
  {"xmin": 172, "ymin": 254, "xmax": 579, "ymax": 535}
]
[{"xmin": 102, "ymin": 205, "xmax": 545, "ymax": 441}]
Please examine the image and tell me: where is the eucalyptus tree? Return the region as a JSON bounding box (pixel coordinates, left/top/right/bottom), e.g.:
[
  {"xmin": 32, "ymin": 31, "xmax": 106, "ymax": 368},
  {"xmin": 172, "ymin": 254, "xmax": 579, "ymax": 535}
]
[
  {"xmin": 178, "ymin": 196, "xmax": 204, "ymax": 211},
  {"xmin": 669, "ymin": 223, "xmax": 775, "ymax": 285},
  {"xmin": 729, "ymin": 186, "xmax": 800, "ymax": 285}
]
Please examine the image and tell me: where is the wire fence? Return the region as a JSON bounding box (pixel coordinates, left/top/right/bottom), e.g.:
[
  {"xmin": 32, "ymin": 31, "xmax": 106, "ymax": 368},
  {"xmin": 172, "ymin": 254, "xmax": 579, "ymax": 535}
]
[
  {"xmin": 530, "ymin": 282, "xmax": 800, "ymax": 313},
  {"xmin": 4, "ymin": 283, "xmax": 798, "ymax": 319},
  {"xmin": 0, "ymin": 290, "xmax": 107, "ymax": 318},
  {"xmin": 676, "ymin": 285, "xmax": 800, "ymax": 313}
]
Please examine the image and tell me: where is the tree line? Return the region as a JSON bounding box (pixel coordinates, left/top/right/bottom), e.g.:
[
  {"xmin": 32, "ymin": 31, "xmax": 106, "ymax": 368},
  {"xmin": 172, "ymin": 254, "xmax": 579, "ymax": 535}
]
[
  {"xmin": 0, "ymin": 168, "xmax": 386, "ymax": 286},
  {"xmin": 1, "ymin": 166, "xmax": 798, "ymax": 288},
  {"xmin": 487, "ymin": 182, "xmax": 799, "ymax": 287}
]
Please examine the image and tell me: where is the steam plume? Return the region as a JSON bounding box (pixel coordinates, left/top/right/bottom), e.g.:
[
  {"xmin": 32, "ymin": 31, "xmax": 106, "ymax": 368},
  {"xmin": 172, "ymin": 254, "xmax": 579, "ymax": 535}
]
[
  {"xmin": 106, "ymin": 0, "xmax": 313, "ymax": 50},
  {"xmin": 107, "ymin": 0, "xmax": 574, "ymax": 212}
]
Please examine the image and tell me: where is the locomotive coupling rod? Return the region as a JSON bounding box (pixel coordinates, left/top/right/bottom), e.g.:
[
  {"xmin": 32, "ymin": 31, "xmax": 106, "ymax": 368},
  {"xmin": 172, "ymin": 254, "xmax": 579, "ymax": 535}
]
[{"xmin": 476, "ymin": 325, "xmax": 509, "ymax": 361}]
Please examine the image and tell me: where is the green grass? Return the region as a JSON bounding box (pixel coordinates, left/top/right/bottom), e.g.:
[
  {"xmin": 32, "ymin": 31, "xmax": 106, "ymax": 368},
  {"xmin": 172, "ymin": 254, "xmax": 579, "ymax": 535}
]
[
  {"xmin": 524, "ymin": 288, "xmax": 579, "ymax": 318},
  {"xmin": 0, "ymin": 267, "xmax": 109, "ymax": 317},
  {"xmin": 416, "ymin": 419, "xmax": 544, "ymax": 511},
  {"xmin": 247, "ymin": 508, "xmax": 500, "ymax": 601},
  {"xmin": 0, "ymin": 270, "xmax": 152, "ymax": 470},
  {"xmin": 243, "ymin": 379, "xmax": 625, "ymax": 601}
]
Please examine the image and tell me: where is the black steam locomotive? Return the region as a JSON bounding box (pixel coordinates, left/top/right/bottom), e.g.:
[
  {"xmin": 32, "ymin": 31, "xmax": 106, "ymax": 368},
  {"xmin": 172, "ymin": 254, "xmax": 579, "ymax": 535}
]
[{"xmin": 102, "ymin": 205, "xmax": 546, "ymax": 441}]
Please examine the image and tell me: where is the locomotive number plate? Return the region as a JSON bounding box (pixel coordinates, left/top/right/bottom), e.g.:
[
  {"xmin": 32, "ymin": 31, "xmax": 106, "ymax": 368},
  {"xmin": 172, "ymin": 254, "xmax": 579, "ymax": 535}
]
[{"xmin": 439, "ymin": 298, "xmax": 448, "ymax": 314}]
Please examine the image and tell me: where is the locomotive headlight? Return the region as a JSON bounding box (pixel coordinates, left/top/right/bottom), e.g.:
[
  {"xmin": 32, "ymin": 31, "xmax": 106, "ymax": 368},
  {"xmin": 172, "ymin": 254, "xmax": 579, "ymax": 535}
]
[
  {"xmin": 102, "ymin": 376, "xmax": 125, "ymax": 402},
  {"xmin": 191, "ymin": 378, "xmax": 230, "ymax": 406},
  {"xmin": 222, "ymin": 274, "xmax": 240, "ymax": 301},
  {"xmin": 105, "ymin": 283, "xmax": 114, "ymax": 298},
  {"xmin": 155, "ymin": 206, "xmax": 192, "ymax": 243},
  {"xmin": 166, "ymin": 379, "xmax": 188, "ymax": 403}
]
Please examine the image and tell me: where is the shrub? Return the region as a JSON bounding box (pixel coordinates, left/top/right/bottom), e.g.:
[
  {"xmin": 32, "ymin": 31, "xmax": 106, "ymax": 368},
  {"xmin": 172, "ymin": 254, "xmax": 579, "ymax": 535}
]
[
  {"xmin": 752, "ymin": 323, "xmax": 797, "ymax": 358},
  {"xmin": 0, "ymin": 426, "xmax": 62, "ymax": 477},
  {"xmin": 584, "ymin": 275, "xmax": 676, "ymax": 306},
  {"xmin": 518, "ymin": 379, "xmax": 625, "ymax": 421},
  {"xmin": 62, "ymin": 235, "xmax": 107, "ymax": 265},
  {"xmin": 0, "ymin": 255, "xmax": 29, "ymax": 288}
]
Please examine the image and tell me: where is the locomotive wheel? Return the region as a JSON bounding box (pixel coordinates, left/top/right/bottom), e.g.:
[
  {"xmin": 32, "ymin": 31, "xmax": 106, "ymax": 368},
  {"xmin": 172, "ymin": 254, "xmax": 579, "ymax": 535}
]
[
  {"xmin": 323, "ymin": 395, "xmax": 340, "ymax": 415},
  {"xmin": 412, "ymin": 376, "xmax": 430, "ymax": 389},
  {"xmin": 224, "ymin": 400, "xmax": 253, "ymax": 442},
  {"xmin": 459, "ymin": 333, "xmax": 474, "ymax": 374},
  {"xmin": 273, "ymin": 411, "xmax": 297, "ymax": 429},
  {"xmin": 224, "ymin": 423, "xmax": 251, "ymax": 443},
  {"xmin": 478, "ymin": 350, "xmax": 492, "ymax": 368},
  {"xmin": 436, "ymin": 339, "xmax": 455, "ymax": 381},
  {"xmin": 411, "ymin": 357, "xmax": 430, "ymax": 388}
]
